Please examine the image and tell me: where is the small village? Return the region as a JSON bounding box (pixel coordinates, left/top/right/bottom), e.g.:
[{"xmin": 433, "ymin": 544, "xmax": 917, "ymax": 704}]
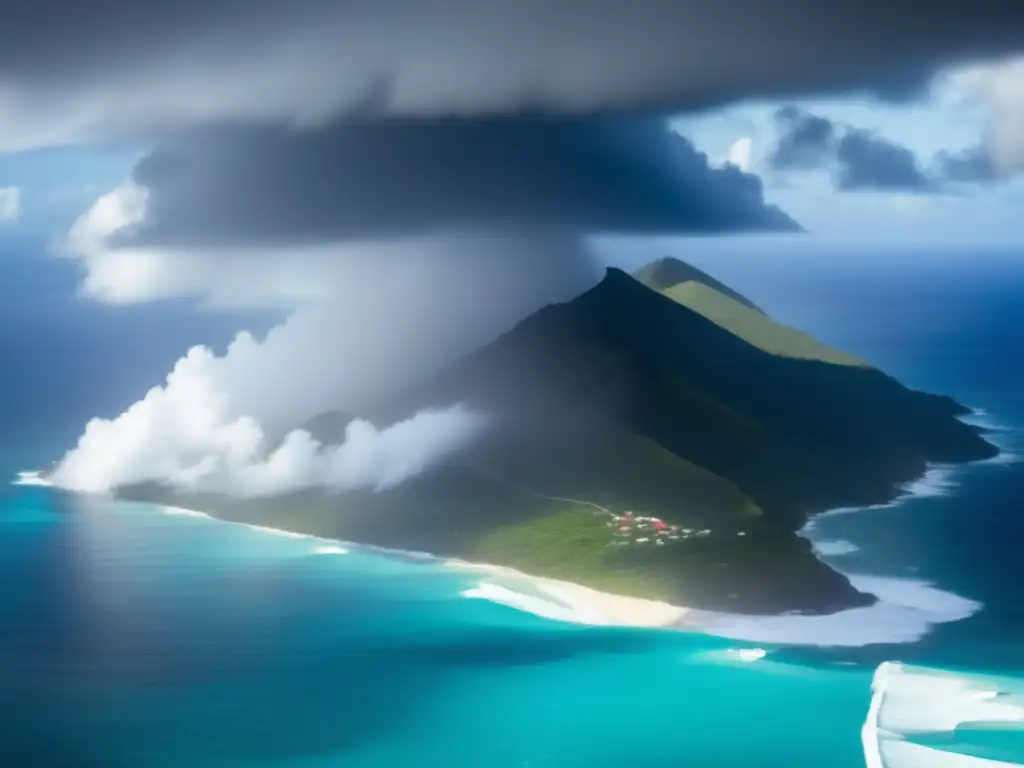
[{"xmin": 605, "ymin": 512, "xmax": 716, "ymax": 547}]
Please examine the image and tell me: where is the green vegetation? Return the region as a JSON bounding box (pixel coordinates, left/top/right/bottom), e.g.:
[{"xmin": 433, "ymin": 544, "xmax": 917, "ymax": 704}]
[
  {"xmin": 470, "ymin": 414, "xmax": 763, "ymax": 527},
  {"xmin": 634, "ymin": 255, "xmax": 866, "ymax": 366},
  {"xmin": 474, "ymin": 505, "xmax": 677, "ymax": 600},
  {"xmin": 661, "ymin": 280, "xmax": 867, "ymax": 367},
  {"xmin": 633, "ymin": 256, "xmax": 765, "ymax": 313}
]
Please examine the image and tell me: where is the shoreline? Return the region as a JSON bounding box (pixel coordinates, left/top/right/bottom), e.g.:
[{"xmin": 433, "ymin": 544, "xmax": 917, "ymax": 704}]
[
  {"xmin": 12, "ymin": 470, "xmax": 699, "ymax": 633},
  {"xmin": 172, "ymin": 503, "xmax": 694, "ymax": 630},
  {"xmin": 447, "ymin": 409, "xmax": 1014, "ymax": 644},
  {"xmin": 694, "ymin": 437, "xmax": 1014, "ymax": 647},
  {"xmin": 14, "ymin": 409, "xmax": 1009, "ymax": 644}
]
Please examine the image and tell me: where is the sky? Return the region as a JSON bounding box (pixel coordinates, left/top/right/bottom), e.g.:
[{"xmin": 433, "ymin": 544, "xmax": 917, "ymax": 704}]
[
  {"xmin": 1, "ymin": 1, "xmax": 1024, "ymax": 493},
  {"xmin": 2, "ymin": 3, "xmax": 1024, "ymax": 248},
  {"xmin": 5, "ymin": 62, "xmax": 1024, "ymax": 246},
  {"xmin": 672, "ymin": 69, "xmax": 1024, "ymax": 243}
]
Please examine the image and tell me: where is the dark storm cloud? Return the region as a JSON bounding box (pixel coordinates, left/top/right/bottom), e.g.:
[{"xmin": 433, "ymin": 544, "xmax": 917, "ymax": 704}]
[
  {"xmin": 835, "ymin": 130, "xmax": 934, "ymax": 192},
  {"xmin": 768, "ymin": 106, "xmax": 1005, "ymax": 192},
  {"xmin": 768, "ymin": 107, "xmax": 838, "ymax": 170},
  {"xmin": 934, "ymin": 146, "xmax": 998, "ymax": 183},
  {"xmin": 115, "ymin": 116, "xmax": 797, "ymax": 247},
  {"xmin": 4, "ymin": 1, "xmax": 1024, "ymax": 150},
  {"xmin": 769, "ymin": 108, "xmax": 932, "ymax": 191}
]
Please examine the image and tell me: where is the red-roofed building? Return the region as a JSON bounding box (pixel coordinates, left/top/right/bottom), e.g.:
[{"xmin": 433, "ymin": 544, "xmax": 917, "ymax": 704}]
[{"xmin": 652, "ymin": 520, "xmax": 667, "ymax": 530}]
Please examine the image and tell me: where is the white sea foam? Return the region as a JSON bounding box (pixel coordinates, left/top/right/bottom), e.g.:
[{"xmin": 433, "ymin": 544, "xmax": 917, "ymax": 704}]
[
  {"xmin": 243, "ymin": 524, "xmax": 311, "ymax": 540},
  {"xmin": 12, "ymin": 470, "xmax": 54, "ymax": 488},
  {"xmin": 694, "ymin": 575, "xmax": 980, "ymax": 647},
  {"xmin": 812, "ymin": 539, "xmax": 860, "ymax": 557},
  {"xmin": 899, "ymin": 465, "xmax": 959, "ymax": 499},
  {"xmin": 312, "ymin": 545, "xmax": 349, "ymax": 555},
  {"xmin": 975, "ymin": 449, "xmax": 1023, "ymax": 467},
  {"xmin": 733, "ymin": 648, "xmax": 768, "ymax": 662},
  {"xmin": 458, "ymin": 450, "xmax": 985, "ymax": 643},
  {"xmin": 462, "ymin": 582, "xmax": 588, "ymax": 624},
  {"xmin": 707, "ymin": 457, "xmax": 982, "ymax": 648},
  {"xmin": 959, "ymin": 407, "xmax": 1003, "ymax": 432},
  {"xmin": 813, "ymin": 464, "xmax": 962, "ymax": 525},
  {"xmin": 694, "ymin": 648, "xmax": 771, "ymax": 665},
  {"xmin": 864, "ymin": 662, "xmax": 1024, "ymax": 768},
  {"xmin": 162, "ymin": 506, "xmax": 213, "ymax": 519},
  {"xmin": 959, "ymin": 407, "xmax": 1022, "ymax": 465}
]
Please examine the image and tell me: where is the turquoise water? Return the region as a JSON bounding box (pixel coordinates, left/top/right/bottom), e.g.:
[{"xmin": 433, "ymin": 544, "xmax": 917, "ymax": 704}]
[
  {"xmin": 5, "ymin": 253, "xmax": 1024, "ymax": 766},
  {"xmin": 2, "ymin": 485, "xmax": 880, "ymax": 767},
  {"xmin": 3, "ymin": 479, "xmax": 1023, "ymax": 767}
]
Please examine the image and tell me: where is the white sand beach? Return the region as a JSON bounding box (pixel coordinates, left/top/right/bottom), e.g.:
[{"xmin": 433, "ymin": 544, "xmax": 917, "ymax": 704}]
[
  {"xmin": 451, "ymin": 559, "xmax": 691, "ymax": 629},
  {"xmin": 149, "ymin": 495, "xmax": 693, "ymax": 630}
]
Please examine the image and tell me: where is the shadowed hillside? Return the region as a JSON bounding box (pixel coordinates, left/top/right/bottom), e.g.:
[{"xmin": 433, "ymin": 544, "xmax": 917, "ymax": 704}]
[{"xmin": 123, "ymin": 265, "xmax": 997, "ymax": 616}]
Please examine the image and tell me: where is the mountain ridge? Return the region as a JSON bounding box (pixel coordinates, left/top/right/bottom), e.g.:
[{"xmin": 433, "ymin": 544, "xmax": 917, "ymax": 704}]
[
  {"xmin": 118, "ymin": 260, "xmax": 997, "ymax": 616},
  {"xmin": 634, "ymin": 256, "xmax": 765, "ymax": 313}
]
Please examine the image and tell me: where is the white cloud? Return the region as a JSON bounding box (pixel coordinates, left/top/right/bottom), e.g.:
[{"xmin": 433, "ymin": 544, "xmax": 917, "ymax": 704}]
[
  {"xmin": 53, "ymin": 364, "xmax": 485, "ymax": 496},
  {"xmin": 726, "ymin": 137, "xmax": 754, "ymax": 172},
  {"xmin": 58, "ymin": 182, "xmax": 601, "ymax": 312},
  {"xmin": 50, "ymin": 183, "xmax": 600, "ymax": 496},
  {"xmin": 941, "ymin": 55, "xmax": 1024, "ymax": 174},
  {"xmin": 0, "ymin": 187, "xmax": 21, "ymax": 222}
]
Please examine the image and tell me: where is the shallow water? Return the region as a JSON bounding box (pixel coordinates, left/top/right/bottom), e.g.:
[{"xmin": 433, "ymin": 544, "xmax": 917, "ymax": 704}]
[
  {"xmin": 0, "ymin": 486, "xmax": 874, "ymax": 767},
  {"xmin": 3, "ymin": 478, "xmax": 1023, "ymax": 766}
]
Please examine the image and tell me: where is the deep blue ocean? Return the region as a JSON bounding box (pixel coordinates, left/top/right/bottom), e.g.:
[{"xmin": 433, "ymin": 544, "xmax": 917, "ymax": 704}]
[{"xmin": 2, "ymin": 241, "xmax": 1024, "ymax": 767}]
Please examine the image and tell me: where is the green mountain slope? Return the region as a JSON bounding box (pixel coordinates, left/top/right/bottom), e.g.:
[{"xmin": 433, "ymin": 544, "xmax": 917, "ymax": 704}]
[
  {"xmin": 634, "ymin": 256, "xmax": 765, "ymax": 313},
  {"xmin": 661, "ymin": 280, "xmax": 867, "ymax": 367},
  {"xmin": 635, "ymin": 257, "xmax": 866, "ymax": 367}
]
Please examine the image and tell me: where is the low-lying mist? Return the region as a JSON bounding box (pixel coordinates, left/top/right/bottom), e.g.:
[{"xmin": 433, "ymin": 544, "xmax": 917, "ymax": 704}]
[{"xmin": 52, "ymin": 227, "xmax": 601, "ymax": 496}]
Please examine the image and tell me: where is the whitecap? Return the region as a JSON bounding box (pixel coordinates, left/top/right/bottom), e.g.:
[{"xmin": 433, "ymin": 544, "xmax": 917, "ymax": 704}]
[
  {"xmin": 243, "ymin": 524, "xmax": 311, "ymax": 540},
  {"xmin": 695, "ymin": 648, "xmax": 770, "ymax": 665},
  {"xmin": 735, "ymin": 648, "xmax": 767, "ymax": 662},
  {"xmin": 694, "ymin": 576, "xmax": 980, "ymax": 647},
  {"xmin": 162, "ymin": 505, "xmax": 212, "ymax": 520},
  {"xmin": 959, "ymin": 406, "xmax": 1022, "ymax": 464},
  {"xmin": 958, "ymin": 407, "xmax": 1006, "ymax": 432},
  {"xmin": 813, "ymin": 539, "xmax": 860, "ymax": 557},
  {"xmin": 815, "ymin": 500, "xmax": 899, "ymax": 520},
  {"xmin": 462, "ymin": 583, "xmax": 589, "ymax": 624},
  {"xmin": 813, "ymin": 464, "xmax": 961, "ymax": 525},
  {"xmin": 12, "ymin": 470, "xmax": 54, "ymax": 488},
  {"xmin": 975, "ymin": 450, "xmax": 1023, "ymax": 467},
  {"xmin": 312, "ymin": 545, "xmax": 349, "ymax": 555},
  {"xmin": 899, "ymin": 465, "xmax": 959, "ymax": 499}
]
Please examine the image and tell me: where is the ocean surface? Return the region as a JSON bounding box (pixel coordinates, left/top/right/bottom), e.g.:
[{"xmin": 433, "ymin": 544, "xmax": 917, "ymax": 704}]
[{"xmin": 3, "ymin": 245, "xmax": 1024, "ymax": 766}]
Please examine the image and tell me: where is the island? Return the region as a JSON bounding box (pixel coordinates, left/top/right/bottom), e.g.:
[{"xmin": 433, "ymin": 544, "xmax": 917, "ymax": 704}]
[{"xmin": 120, "ymin": 258, "xmax": 998, "ymax": 617}]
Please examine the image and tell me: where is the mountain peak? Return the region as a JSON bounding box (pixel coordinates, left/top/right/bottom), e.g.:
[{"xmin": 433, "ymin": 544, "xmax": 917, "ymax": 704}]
[{"xmin": 633, "ymin": 257, "xmax": 764, "ymax": 314}]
